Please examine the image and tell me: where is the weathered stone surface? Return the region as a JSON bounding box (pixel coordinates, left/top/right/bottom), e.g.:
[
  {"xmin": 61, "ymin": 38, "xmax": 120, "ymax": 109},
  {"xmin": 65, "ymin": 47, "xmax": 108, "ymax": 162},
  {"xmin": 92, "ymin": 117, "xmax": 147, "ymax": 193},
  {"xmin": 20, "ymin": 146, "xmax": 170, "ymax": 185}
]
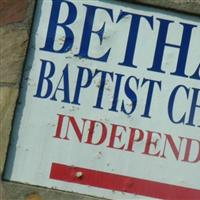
[
  {"xmin": 124, "ymin": 0, "xmax": 200, "ymax": 15},
  {"xmin": 1, "ymin": 182, "xmax": 105, "ymax": 200},
  {"xmin": 25, "ymin": 193, "xmax": 42, "ymax": 200},
  {"xmin": 0, "ymin": 0, "xmax": 28, "ymax": 26},
  {"xmin": 0, "ymin": 181, "xmax": 5, "ymax": 200},
  {"xmin": 0, "ymin": 87, "xmax": 18, "ymax": 200},
  {"xmin": 0, "ymin": 86, "xmax": 19, "ymax": 173},
  {"xmin": 0, "ymin": 25, "xmax": 29, "ymax": 84}
]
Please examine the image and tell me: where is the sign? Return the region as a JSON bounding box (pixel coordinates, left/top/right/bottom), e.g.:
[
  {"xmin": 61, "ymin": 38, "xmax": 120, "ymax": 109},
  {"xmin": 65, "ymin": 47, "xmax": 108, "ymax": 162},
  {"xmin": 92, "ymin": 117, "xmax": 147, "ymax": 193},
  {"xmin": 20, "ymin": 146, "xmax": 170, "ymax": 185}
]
[{"xmin": 5, "ymin": 0, "xmax": 200, "ymax": 199}]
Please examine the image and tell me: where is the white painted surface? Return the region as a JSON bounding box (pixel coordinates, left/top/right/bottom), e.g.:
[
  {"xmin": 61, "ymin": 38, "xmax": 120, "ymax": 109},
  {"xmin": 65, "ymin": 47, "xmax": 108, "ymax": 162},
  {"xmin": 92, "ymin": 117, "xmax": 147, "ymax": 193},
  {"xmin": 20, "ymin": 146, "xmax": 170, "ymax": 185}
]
[{"xmin": 5, "ymin": 0, "xmax": 200, "ymax": 199}]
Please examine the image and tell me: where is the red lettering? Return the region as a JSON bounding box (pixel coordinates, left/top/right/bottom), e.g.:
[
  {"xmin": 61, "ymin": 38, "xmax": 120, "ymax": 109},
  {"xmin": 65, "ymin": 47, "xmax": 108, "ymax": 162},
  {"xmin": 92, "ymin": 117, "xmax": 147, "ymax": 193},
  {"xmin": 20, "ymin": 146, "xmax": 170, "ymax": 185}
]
[
  {"xmin": 64, "ymin": 115, "xmax": 86, "ymax": 142},
  {"xmin": 182, "ymin": 138, "xmax": 200, "ymax": 163},
  {"xmin": 107, "ymin": 124, "xmax": 126, "ymax": 150},
  {"xmin": 143, "ymin": 131, "xmax": 161, "ymax": 157},
  {"xmin": 160, "ymin": 134, "xmax": 183, "ymax": 160},
  {"xmin": 54, "ymin": 113, "xmax": 199, "ymax": 164},
  {"xmin": 126, "ymin": 128, "xmax": 144, "ymax": 152},
  {"xmin": 54, "ymin": 114, "xmax": 65, "ymax": 138},
  {"xmin": 85, "ymin": 120, "xmax": 107, "ymax": 145}
]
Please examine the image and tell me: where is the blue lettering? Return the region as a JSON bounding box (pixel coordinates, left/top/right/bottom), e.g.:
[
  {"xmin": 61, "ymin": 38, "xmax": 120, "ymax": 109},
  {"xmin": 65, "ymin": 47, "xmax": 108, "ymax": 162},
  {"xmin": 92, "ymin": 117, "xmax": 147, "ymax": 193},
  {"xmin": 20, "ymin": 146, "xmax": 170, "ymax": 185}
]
[
  {"xmin": 141, "ymin": 79, "xmax": 162, "ymax": 118},
  {"xmin": 148, "ymin": 19, "xmax": 197, "ymax": 79},
  {"xmin": 117, "ymin": 12, "xmax": 153, "ymax": 68},
  {"xmin": 75, "ymin": 4, "xmax": 114, "ymax": 61},
  {"xmin": 185, "ymin": 88, "xmax": 200, "ymax": 127},
  {"xmin": 109, "ymin": 73, "xmax": 124, "ymax": 112},
  {"xmin": 50, "ymin": 65, "xmax": 70, "ymax": 103},
  {"xmin": 34, "ymin": 59, "xmax": 55, "ymax": 98},
  {"xmin": 121, "ymin": 76, "xmax": 139, "ymax": 115},
  {"xmin": 72, "ymin": 66, "xmax": 93, "ymax": 105},
  {"xmin": 40, "ymin": 0, "xmax": 77, "ymax": 53},
  {"xmin": 168, "ymin": 85, "xmax": 189, "ymax": 124},
  {"xmin": 93, "ymin": 70, "xmax": 114, "ymax": 109}
]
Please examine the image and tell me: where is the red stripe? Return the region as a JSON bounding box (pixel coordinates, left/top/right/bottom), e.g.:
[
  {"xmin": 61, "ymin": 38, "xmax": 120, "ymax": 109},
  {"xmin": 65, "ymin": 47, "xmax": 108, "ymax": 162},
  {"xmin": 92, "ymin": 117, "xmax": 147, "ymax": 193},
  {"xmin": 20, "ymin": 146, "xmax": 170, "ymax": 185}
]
[{"xmin": 50, "ymin": 162, "xmax": 200, "ymax": 199}]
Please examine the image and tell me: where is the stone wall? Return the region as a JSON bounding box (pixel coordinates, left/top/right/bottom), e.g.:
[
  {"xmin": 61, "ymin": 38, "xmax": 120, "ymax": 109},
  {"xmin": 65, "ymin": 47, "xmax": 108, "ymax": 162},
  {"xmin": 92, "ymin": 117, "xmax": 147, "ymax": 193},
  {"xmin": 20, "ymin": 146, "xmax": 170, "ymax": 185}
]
[
  {"xmin": 0, "ymin": 1, "xmax": 199, "ymax": 200},
  {"xmin": 126, "ymin": 0, "xmax": 200, "ymax": 15}
]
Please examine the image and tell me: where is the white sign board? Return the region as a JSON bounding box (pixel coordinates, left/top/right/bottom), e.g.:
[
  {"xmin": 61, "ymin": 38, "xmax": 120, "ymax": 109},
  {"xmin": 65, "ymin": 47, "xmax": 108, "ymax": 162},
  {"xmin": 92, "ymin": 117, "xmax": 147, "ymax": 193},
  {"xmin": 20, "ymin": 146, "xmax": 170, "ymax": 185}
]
[{"xmin": 5, "ymin": 0, "xmax": 200, "ymax": 199}]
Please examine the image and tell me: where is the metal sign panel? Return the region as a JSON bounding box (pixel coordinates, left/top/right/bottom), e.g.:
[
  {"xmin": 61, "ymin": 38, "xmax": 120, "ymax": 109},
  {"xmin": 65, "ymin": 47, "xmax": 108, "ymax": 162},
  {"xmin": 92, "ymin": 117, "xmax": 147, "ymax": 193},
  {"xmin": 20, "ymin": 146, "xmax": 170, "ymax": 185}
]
[{"xmin": 5, "ymin": 0, "xmax": 200, "ymax": 199}]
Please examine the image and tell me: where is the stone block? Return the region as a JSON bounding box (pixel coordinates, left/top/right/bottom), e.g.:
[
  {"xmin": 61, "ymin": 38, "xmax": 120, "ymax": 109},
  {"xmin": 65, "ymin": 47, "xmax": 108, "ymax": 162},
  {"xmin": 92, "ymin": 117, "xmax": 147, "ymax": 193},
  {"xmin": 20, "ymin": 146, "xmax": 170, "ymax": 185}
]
[
  {"xmin": 0, "ymin": 25, "xmax": 28, "ymax": 84},
  {"xmin": 125, "ymin": 0, "xmax": 200, "ymax": 15},
  {"xmin": 0, "ymin": 86, "xmax": 18, "ymax": 173},
  {"xmin": 1, "ymin": 181, "xmax": 105, "ymax": 200},
  {"xmin": 0, "ymin": 0, "xmax": 28, "ymax": 26}
]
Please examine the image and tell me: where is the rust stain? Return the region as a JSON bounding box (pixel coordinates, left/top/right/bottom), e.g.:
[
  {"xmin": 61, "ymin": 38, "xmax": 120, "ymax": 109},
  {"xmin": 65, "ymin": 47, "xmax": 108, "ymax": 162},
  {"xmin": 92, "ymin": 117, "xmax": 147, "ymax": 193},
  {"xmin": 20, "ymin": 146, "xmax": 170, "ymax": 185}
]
[{"xmin": 25, "ymin": 192, "xmax": 42, "ymax": 200}]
